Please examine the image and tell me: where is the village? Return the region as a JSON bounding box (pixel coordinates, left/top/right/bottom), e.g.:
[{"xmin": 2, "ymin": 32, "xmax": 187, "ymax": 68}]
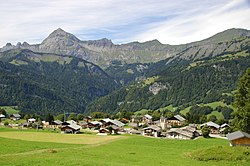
[{"xmin": 0, "ymin": 112, "xmax": 249, "ymax": 146}]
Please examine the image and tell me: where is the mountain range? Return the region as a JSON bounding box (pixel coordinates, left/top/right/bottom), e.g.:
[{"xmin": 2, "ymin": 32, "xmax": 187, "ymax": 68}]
[{"xmin": 0, "ymin": 28, "xmax": 250, "ymax": 115}]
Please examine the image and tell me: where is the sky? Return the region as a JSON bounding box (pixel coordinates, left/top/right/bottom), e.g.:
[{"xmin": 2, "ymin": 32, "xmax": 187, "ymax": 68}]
[{"xmin": 0, "ymin": 0, "xmax": 250, "ymax": 47}]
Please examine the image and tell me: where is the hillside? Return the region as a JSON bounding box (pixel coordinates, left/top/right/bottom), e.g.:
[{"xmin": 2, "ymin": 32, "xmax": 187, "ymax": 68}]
[
  {"xmin": 86, "ymin": 40, "xmax": 250, "ymax": 114},
  {"xmin": 0, "ymin": 49, "xmax": 119, "ymax": 115}
]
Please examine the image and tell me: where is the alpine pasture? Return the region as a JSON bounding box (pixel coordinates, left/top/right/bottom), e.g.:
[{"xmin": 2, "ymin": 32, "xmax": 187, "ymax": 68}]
[{"xmin": 0, "ymin": 128, "xmax": 249, "ymax": 166}]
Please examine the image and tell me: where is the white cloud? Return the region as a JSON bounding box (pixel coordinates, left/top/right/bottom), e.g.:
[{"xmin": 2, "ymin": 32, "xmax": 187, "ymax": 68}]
[{"xmin": 0, "ymin": 0, "xmax": 249, "ymax": 47}]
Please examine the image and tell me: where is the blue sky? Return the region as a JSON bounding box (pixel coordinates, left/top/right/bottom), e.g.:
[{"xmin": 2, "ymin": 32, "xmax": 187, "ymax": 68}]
[{"xmin": 0, "ymin": 0, "xmax": 249, "ymax": 47}]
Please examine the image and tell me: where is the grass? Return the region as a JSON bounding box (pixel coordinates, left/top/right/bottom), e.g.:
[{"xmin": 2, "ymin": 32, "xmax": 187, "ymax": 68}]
[
  {"xmin": 0, "ymin": 106, "xmax": 20, "ymax": 114},
  {"xmin": 157, "ymin": 104, "xmax": 178, "ymax": 112},
  {"xmin": 187, "ymin": 145, "xmax": 250, "ymax": 162},
  {"xmin": 0, "ymin": 131, "xmax": 248, "ymax": 166},
  {"xmin": 0, "ymin": 131, "xmax": 124, "ymax": 145},
  {"xmin": 207, "ymin": 111, "xmax": 224, "ymax": 120},
  {"xmin": 180, "ymin": 101, "xmax": 234, "ymax": 118}
]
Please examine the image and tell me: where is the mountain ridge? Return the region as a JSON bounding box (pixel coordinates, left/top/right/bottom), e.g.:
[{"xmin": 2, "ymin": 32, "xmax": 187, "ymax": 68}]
[{"xmin": 1, "ymin": 28, "xmax": 250, "ymax": 68}]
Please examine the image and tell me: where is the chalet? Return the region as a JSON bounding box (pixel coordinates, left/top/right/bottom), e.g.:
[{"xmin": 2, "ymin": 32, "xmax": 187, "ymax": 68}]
[
  {"xmin": 28, "ymin": 118, "xmax": 36, "ymax": 123},
  {"xmin": 226, "ymin": 131, "xmax": 250, "ymax": 146},
  {"xmin": 10, "ymin": 114, "xmax": 21, "ymax": 121},
  {"xmin": 143, "ymin": 126, "xmax": 162, "ymax": 137},
  {"xmin": 61, "ymin": 124, "xmax": 81, "ymax": 134},
  {"xmin": 166, "ymin": 128, "xmax": 194, "ymax": 140},
  {"xmin": 85, "ymin": 116, "xmax": 92, "ymax": 123},
  {"xmin": 51, "ymin": 120, "xmax": 63, "ymax": 128},
  {"xmin": 143, "ymin": 114, "xmax": 153, "ymax": 124},
  {"xmin": 88, "ymin": 121, "xmax": 102, "ymax": 129},
  {"xmin": 78, "ymin": 121, "xmax": 88, "ymax": 129},
  {"xmin": 200, "ymin": 121, "xmax": 220, "ymax": 134},
  {"xmin": 99, "ymin": 128, "xmax": 109, "ymax": 134},
  {"xmin": 167, "ymin": 115, "xmax": 186, "ymax": 126},
  {"xmin": 0, "ymin": 114, "xmax": 6, "ymax": 120},
  {"xmin": 61, "ymin": 121, "xmax": 70, "ymax": 126},
  {"xmin": 99, "ymin": 118, "xmax": 112, "ymax": 128},
  {"xmin": 66, "ymin": 120, "xmax": 77, "ymax": 125},
  {"xmin": 220, "ymin": 123, "xmax": 230, "ymax": 134}
]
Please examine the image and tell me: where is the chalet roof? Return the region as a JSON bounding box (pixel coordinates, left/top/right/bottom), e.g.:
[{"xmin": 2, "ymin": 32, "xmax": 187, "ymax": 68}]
[
  {"xmin": 66, "ymin": 124, "xmax": 81, "ymax": 130},
  {"xmin": 128, "ymin": 122, "xmax": 138, "ymax": 127},
  {"xmin": 226, "ymin": 131, "xmax": 250, "ymax": 141},
  {"xmin": 12, "ymin": 114, "xmax": 21, "ymax": 118},
  {"xmin": 144, "ymin": 125, "xmax": 161, "ymax": 132},
  {"xmin": 168, "ymin": 128, "xmax": 193, "ymax": 138},
  {"xmin": 144, "ymin": 114, "xmax": 152, "ymax": 119},
  {"xmin": 111, "ymin": 125, "xmax": 119, "ymax": 130},
  {"xmin": 110, "ymin": 119, "xmax": 125, "ymax": 127},
  {"xmin": 100, "ymin": 118, "xmax": 112, "ymax": 123},
  {"xmin": 221, "ymin": 123, "xmax": 230, "ymax": 128},
  {"xmin": 0, "ymin": 114, "xmax": 5, "ymax": 118},
  {"xmin": 90, "ymin": 121, "xmax": 102, "ymax": 125},
  {"xmin": 201, "ymin": 121, "xmax": 220, "ymax": 129},
  {"xmin": 53, "ymin": 120, "xmax": 63, "ymax": 125},
  {"xmin": 86, "ymin": 116, "xmax": 92, "ymax": 119},
  {"xmin": 78, "ymin": 121, "xmax": 88, "ymax": 125},
  {"xmin": 66, "ymin": 120, "xmax": 77, "ymax": 124},
  {"xmin": 181, "ymin": 126, "xmax": 196, "ymax": 133},
  {"xmin": 174, "ymin": 115, "xmax": 186, "ymax": 121}
]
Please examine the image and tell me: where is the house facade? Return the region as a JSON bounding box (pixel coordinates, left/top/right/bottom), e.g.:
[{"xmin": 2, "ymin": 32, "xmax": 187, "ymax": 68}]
[{"xmin": 226, "ymin": 131, "xmax": 250, "ymax": 146}]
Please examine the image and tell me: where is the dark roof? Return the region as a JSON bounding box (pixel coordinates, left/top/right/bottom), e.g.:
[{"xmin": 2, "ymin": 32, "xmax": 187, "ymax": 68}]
[{"xmin": 226, "ymin": 131, "xmax": 250, "ymax": 141}]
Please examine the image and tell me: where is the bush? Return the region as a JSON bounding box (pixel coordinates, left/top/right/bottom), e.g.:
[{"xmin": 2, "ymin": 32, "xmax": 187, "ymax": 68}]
[
  {"xmin": 4, "ymin": 121, "xmax": 9, "ymax": 126},
  {"xmin": 201, "ymin": 125, "xmax": 210, "ymax": 138}
]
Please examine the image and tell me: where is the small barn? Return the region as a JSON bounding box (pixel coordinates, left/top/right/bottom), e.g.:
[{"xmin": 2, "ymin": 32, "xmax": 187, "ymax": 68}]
[
  {"xmin": 10, "ymin": 114, "xmax": 21, "ymax": 121},
  {"xmin": 226, "ymin": 131, "xmax": 250, "ymax": 146}
]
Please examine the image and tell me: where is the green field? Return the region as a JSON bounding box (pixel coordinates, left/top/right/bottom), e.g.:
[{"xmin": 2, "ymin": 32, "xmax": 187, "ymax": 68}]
[
  {"xmin": 0, "ymin": 106, "xmax": 20, "ymax": 114},
  {"xmin": 0, "ymin": 128, "xmax": 249, "ymax": 166}
]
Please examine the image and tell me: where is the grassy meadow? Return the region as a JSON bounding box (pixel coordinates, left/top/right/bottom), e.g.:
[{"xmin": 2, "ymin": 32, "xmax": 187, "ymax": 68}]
[{"xmin": 0, "ymin": 128, "xmax": 249, "ymax": 166}]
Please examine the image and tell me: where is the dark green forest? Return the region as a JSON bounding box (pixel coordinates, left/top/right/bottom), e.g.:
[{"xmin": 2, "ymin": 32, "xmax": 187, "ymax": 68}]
[{"xmin": 0, "ymin": 50, "xmax": 119, "ymax": 115}]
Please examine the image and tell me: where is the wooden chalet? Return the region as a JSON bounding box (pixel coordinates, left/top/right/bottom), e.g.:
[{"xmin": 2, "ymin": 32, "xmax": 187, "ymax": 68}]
[
  {"xmin": 88, "ymin": 121, "xmax": 102, "ymax": 129},
  {"xmin": 226, "ymin": 131, "xmax": 250, "ymax": 146},
  {"xmin": 51, "ymin": 120, "xmax": 63, "ymax": 128},
  {"xmin": 143, "ymin": 126, "xmax": 162, "ymax": 137},
  {"xmin": 78, "ymin": 121, "xmax": 88, "ymax": 129},
  {"xmin": 200, "ymin": 121, "xmax": 220, "ymax": 134},
  {"xmin": 143, "ymin": 114, "xmax": 153, "ymax": 124},
  {"xmin": 99, "ymin": 118, "xmax": 112, "ymax": 128},
  {"xmin": 10, "ymin": 114, "xmax": 21, "ymax": 121},
  {"xmin": 61, "ymin": 124, "xmax": 81, "ymax": 134},
  {"xmin": 167, "ymin": 115, "xmax": 186, "ymax": 126}
]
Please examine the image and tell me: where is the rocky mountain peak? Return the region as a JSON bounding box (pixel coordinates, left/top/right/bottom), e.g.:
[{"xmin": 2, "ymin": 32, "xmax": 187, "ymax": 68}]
[{"xmin": 41, "ymin": 28, "xmax": 80, "ymax": 45}]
